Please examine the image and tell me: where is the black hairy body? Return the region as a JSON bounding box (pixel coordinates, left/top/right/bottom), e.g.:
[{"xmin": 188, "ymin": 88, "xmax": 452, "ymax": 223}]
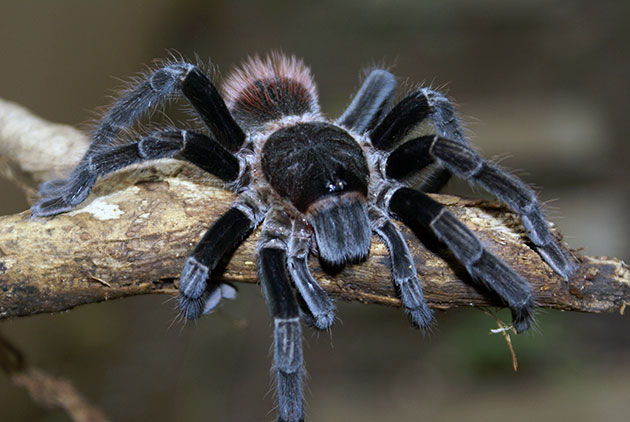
[{"xmin": 31, "ymin": 52, "xmax": 574, "ymax": 422}]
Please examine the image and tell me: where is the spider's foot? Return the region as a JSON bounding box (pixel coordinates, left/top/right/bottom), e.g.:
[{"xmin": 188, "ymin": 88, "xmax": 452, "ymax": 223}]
[
  {"xmin": 295, "ymin": 289, "xmax": 336, "ymax": 330},
  {"xmin": 178, "ymin": 294, "xmax": 206, "ymax": 320},
  {"xmin": 537, "ymin": 242, "xmax": 575, "ymax": 280},
  {"xmin": 31, "ymin": 196, "xmax": 73, "ymax": 218},
  {"xmin": 312, "ymin": 309, "xmax": 335, "ymax": 330},
  {"xmin": 406, "ymin": 304, "xmax": 434, "ymax": 330},
  {"xmin": 178, "ymin": 257, "xmax": 237, "ymax": 319},
  {"xmin": 178, "ymin": 257, "xmax": 209, "ymax": 319},
  {"xmin": 399, "ymin": 279, "xmax": 433, "ymax": 329},
  {"xmin": 507, "ymin": 292, "xmax": 535, "ymax": 333},
  {"xmin": 299, "ymin": 306, "xmax": 335, "ymax": 331},
  {"xmin": 511, "ymin": 305, "xmax": 534, "ymax": 333},
  {"xmin": 179, "ymin": 257, "xmax": 208, "ymax": 298}
]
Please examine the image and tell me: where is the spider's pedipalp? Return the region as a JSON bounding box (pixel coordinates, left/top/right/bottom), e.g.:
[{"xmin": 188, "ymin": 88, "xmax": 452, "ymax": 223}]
[
  {"xmin": 389, "ymin": 187, "xmax": 534, "ymax": 331},
  {"xmin": 288, "ymin": 256, "xmax": 335, "ymax": 330},
  {"xmin": 179, "ymin": 207, "xmax": 254, "ymax": 319},
  {"xmin": 288, "ymin": 220, "xmax": 335, "ymax": 330},
  {"xmin": 370, "ymin": 207, "xmax": 433, "ymax": 328},
  {"xmin": 337, "ymin": 69, "xmax": 397, "ymax": 134}
]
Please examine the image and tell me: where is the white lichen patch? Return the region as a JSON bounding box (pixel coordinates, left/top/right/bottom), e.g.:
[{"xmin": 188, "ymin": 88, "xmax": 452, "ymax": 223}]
[
  {"xmin": 462, "ymin": 206, "xmax": 521, "ymax": 242},
  {"xmin": 165, "ymin": 177, "xmax": 212, "ymax": 200},
  {"xmin": 67, "ymin": 196, "xmax": 124, "ymax": 220}
]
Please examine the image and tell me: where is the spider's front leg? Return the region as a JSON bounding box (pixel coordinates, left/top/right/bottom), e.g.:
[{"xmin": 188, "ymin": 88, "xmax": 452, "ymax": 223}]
[
  {"xmin": 258, "ymin": 208, "xmax": 304, "ymax": 422},
  {"xmin": 32, "ymin": 129, "xmax": 240, "ymax": 216},
  {"xmin": 178, "ymin": 186, "xmax": 269, "ymax": 318},
  {"xmin": 32, "ymin": 61, "xmax": 245, "ymax": 217},
  {"xmin": 373, "ymin": 89, "xmax": 574, "ymax": 279},
  {"xmin": 179, "ymin": 206, "xmax": 254, "ymax": 319}
]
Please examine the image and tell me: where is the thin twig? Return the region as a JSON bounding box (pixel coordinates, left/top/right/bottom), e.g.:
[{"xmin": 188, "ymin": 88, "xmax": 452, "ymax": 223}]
[{"xmin": 0, "ymin": 332, "xmax": 109, "ymax": 422}]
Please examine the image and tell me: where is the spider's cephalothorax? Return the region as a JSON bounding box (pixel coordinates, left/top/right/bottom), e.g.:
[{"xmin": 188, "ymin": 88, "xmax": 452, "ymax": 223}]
[{"xmin": 32, "ymin": 52, "xmax": 574, "ymax": 422}]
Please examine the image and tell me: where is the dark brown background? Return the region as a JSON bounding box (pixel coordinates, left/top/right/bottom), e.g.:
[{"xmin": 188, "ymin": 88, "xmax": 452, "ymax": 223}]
[{"xmin": 1, "ymin": 1, "xmax": 628, "ymax": 421}]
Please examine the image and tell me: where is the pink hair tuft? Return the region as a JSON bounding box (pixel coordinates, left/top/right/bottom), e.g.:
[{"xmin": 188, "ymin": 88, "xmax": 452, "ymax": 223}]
[{"xmin": 222, "ymin": 52, "xmax": 320, "ymax": 126}]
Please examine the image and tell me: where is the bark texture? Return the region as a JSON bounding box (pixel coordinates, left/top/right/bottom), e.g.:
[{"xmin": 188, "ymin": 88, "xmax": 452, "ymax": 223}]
[{"xmin": 0, "ymin": 98, "xmax": 628, "ymax": 320}]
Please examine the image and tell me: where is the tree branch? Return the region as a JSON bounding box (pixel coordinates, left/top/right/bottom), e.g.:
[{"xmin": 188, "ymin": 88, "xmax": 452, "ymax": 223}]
[{"xmin": 0, "ymin": 98, "xmax": 628, "ymax": 320}]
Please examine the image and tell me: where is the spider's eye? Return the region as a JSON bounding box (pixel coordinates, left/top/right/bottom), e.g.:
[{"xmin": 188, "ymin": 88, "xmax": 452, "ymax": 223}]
[{"xmin": 327, "ymin": 180, "xmax": 347, "ymax": 193}]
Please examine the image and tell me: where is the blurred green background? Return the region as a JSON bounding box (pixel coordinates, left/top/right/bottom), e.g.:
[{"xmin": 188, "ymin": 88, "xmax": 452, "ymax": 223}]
[{"xmin": 1, "ymin": 1, "xmax": 628, "ymax": 421}]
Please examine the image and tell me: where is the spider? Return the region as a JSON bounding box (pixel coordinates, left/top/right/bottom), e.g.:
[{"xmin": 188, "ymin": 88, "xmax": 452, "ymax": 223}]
[{"xmin": 31, "ymin": 52, "xmax": 573, "ymax": 422}]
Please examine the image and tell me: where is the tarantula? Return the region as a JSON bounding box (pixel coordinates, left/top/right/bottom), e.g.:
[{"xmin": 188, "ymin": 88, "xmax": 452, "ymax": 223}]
[{"xmin": 32, "ymin": 52, "xmax": 573, "ymax": 422}]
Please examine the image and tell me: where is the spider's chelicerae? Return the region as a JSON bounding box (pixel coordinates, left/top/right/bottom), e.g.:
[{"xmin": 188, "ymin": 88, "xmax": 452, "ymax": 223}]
[{"xmin": 32, "ymin": 52, "xmax": 574, "ymax": 422}]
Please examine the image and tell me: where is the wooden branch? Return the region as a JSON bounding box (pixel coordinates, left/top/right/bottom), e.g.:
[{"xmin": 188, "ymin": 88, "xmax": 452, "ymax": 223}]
[
  {"xmin": 0, "ymin": 98, "xmax": 89, "ymax": 198},
  {"xmin": 0, "ymin": 98, "xmax": 628, "ymax": 320}
]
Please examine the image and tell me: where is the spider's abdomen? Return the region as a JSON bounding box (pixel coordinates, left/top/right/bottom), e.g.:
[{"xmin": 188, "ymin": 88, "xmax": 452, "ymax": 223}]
[
  {"xmin": 230, "ymin": 78, "xmax": 315, "ymax": 127},
  {"xmin": 262, "ymin": 122, "xmax": 371, "ymax": 266},
  {"xmin": 222, "ymin": 53, "xmax": 320, "ymax": 129}
]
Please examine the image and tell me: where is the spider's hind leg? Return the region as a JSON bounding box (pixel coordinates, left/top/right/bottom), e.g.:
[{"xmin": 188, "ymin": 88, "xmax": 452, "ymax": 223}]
[
  {"xmin": 389, "ymin": 186, "xmax": 534, "ymax": 332},
  {"xmin": 337, "ymin": 68, "xmax": 397, "ymax": 134}
]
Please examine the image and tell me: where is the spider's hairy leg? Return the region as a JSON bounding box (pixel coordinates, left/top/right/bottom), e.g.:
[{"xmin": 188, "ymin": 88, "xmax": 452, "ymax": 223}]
[
  {"xmin": 179, "ymin": 207, "xmax": 254, "ymax": 319},
  {"xmin": 33, "ymin": 60, "xmax": 245, "ymax": 216},
  {"xmin": 258, "ymin": 209, "xmax": 304, "ymax": 422},
  {"xmin": 370, "ymin": 207, "xmax": 433, "ymax": 328},
  {"xmin": 287, "ymin": 219, "xmax": 335, "ymax": 330},
  {"xmin": 371, "ymin": 87, "xmax": 473, "ymax": 192},
  {"xmin": 389, "ymin": 187, "xmax": 534, "ymax": 332},
  {"xmin": 32, "ymin": 129, "xmax": 240, "ymax": 217},
  {"xmin": 386, "ymin": 135, "xmax": 574, "ymax": 278},
  {"xmin": 179, "ymin": 65, "xmax": 245, "ymax": 152},
  {"xmin": 374, "ymin": 86, "xmax": 574, "ymax": 278},
  {"xmin": 337, "ymin": 69, "xmax": 397, "ymax": 134}
]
